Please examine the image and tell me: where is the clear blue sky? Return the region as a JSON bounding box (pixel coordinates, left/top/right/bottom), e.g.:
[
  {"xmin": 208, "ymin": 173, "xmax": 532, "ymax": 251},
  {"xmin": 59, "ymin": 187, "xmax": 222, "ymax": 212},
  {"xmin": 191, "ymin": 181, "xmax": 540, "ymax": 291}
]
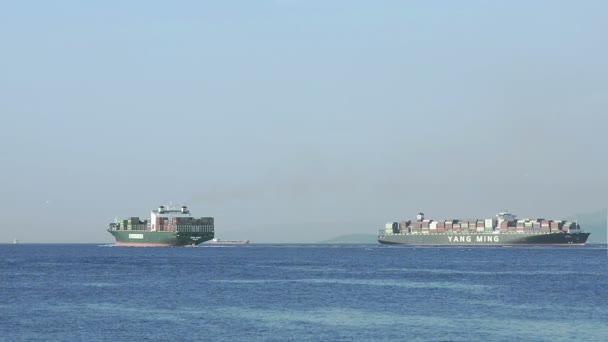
[{"xmin": 1, "ymin": 1, "xmax": 606, "ymax": 242}]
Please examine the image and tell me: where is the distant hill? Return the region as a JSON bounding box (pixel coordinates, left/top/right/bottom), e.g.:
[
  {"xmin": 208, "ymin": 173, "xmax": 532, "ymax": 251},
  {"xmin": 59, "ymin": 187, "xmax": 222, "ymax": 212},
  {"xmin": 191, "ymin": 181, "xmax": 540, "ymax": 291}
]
[
  {"xmin": 567, "ymin": 209, "xmax": 607, "ymax": 244},
  {"xmin": 319, "ymin": 234, "xmax": 378, "ymax": 244}
]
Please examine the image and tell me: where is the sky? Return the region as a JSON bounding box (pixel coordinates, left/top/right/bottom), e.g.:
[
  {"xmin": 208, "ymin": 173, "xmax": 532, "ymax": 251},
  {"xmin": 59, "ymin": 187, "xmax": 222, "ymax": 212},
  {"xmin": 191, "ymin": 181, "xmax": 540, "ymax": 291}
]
[{"xmin": 0, "ymin": 1, "xmax": 606, "ymax": 243}]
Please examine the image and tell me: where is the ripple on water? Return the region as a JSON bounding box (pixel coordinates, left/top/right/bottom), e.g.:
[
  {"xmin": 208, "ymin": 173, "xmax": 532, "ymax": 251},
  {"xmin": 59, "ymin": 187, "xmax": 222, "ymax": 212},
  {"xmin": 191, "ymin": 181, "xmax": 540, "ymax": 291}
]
[
  {"xmin": 210, "ymin": 278, "xmax": 491, "ymax": 293},
  {"xmin": 213, "ymin": 306, "xmax": 608, "ymax": 341},
  {"xmin": 381, "ymin": 268, "xmax": 604, "ymax": 276}
]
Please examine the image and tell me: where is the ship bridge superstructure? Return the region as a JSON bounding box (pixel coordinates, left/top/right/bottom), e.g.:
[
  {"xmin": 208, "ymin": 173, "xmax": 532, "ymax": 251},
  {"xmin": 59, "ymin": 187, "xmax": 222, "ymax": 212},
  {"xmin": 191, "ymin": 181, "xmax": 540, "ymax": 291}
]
[
  {"xmin": 151, "ymin": 205, "xmax": 192, "ymax": 231},
  {"xmin": 496, "ymin": 210, "xmax": 517, "ymax": 222}
]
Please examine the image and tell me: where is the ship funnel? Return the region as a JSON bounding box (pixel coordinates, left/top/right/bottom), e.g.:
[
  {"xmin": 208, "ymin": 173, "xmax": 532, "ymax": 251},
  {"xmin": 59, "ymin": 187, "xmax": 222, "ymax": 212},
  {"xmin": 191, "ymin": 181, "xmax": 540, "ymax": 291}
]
[{"xmin": 159, "ymin": 205, "xmax": 165, "ymax": 213}]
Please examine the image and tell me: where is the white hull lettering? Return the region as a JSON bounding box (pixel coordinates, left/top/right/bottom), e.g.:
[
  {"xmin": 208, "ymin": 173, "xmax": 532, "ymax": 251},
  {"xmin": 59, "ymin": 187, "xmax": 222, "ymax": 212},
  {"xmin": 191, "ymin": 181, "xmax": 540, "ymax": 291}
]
[
  {"xmin": 128, "ymin": 233, "xmax": 144, "ymax": 239},
  {"xmin": 447, "ymin": 235, "xmax": 499, "ymax": 243}
]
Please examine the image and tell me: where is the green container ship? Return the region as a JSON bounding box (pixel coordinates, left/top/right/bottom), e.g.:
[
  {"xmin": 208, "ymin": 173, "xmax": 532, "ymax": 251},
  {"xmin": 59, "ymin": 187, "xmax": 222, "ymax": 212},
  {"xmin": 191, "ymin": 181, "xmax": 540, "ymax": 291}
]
[
  {"xmin": 107, "ymin": 205, "xmax": 214, "ymax": 247},
  {"xmin": 378, "ymin": 211, "xmax": 590, "ymax": 246}
]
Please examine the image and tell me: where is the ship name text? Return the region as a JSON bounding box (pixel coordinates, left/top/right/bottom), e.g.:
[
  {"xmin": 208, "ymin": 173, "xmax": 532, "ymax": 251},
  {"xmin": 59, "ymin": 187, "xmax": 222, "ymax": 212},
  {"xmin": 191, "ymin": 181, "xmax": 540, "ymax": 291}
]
[
  {"xmin": 447, "ymin": 236, "xmax": 500, "ymax": 243},
  {"xmin": 129, "ymin": 234, "xmax": 144, "ymax": 239}
]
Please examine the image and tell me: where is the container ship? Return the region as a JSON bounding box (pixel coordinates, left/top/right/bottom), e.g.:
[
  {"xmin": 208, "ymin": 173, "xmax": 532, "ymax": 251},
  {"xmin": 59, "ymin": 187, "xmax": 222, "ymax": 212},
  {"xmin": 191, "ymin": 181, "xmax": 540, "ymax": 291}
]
[
  {"xmin": 378, "ymin": 211, "xmax": 590, "ymax": 246},
  {"xmin": 207, "ymin": 238, "xmax": 249, "ymax": 245},
  {"xmin": 107, "ymin": 205, "xmax": 214, "ymax": 247}
]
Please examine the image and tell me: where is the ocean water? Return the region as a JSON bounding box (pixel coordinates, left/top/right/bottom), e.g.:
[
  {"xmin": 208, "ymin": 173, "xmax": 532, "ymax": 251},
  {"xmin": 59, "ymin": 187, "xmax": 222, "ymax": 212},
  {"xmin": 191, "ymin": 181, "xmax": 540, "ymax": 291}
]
[{"xmin": 1, "ymin": 244, "xmax": 607, "ymax": 341}]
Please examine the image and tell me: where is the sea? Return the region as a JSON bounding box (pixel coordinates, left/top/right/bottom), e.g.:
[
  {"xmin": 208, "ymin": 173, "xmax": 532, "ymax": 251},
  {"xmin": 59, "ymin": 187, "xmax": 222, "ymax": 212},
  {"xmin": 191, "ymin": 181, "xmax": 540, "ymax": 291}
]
[{"xmin": 1, "ymin": 244, "xmax": 607, "ymax": 341}]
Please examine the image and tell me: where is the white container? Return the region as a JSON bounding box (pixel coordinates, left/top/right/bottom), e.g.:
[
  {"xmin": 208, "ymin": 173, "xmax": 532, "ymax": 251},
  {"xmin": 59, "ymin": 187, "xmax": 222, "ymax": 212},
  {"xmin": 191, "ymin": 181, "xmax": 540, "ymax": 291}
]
[{"xmin": 429, "ymin": 222, "xmax": 438, "ymax": 230}]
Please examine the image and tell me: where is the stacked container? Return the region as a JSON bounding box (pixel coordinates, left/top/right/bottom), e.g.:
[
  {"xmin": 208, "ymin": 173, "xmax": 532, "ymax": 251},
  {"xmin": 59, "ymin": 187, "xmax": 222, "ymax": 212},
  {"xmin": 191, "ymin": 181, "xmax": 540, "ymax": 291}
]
[
  {"xmin": 445, "ymin": 221, "xmax": 453, "ymax": 232},
  {"xmin": 541, "ymin": 220, "xmax": 550, "ymax": 233}
]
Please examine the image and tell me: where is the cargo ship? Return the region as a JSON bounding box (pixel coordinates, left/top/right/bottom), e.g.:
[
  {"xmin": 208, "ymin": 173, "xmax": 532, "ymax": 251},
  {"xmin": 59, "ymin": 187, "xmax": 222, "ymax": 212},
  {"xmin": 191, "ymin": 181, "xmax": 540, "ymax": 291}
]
[
  {"xmin": 207, "ymin": 238, "xmax": 249, "ymax": 245},
  {"xmin": 378, "ymin": 211, "xmax": 590, "ymax": 246},
  {"xmin": 107, "ymin": 205, "xmax": 214, "ymax": 247}
]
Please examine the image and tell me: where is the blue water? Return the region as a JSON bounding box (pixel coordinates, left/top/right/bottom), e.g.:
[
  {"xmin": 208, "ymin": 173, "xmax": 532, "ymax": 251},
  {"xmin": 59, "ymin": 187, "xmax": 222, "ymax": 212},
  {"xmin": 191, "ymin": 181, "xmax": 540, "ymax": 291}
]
[{"xmin": 1, "ymin": 244, "xmax": 607, "ymax": 341}]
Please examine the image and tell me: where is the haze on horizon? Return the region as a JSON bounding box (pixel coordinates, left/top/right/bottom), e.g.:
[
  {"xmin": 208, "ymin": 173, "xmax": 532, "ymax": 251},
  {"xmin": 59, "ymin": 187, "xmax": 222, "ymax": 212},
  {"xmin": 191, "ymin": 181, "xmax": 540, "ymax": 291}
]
[{"xmin": 1, "ymin": 1, "xmax": 606, "ymax": 243}]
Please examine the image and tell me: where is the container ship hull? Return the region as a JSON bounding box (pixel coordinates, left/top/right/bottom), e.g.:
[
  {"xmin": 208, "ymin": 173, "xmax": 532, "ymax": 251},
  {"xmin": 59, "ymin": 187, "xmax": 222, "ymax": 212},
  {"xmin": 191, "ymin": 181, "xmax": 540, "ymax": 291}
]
[
  {"xmin": 378, "ymin": 232, "xmax": 590, "ymax": 246},
  {"xmin": 108, "ymin": 230, "xmax": 214, "ymax": 247}
]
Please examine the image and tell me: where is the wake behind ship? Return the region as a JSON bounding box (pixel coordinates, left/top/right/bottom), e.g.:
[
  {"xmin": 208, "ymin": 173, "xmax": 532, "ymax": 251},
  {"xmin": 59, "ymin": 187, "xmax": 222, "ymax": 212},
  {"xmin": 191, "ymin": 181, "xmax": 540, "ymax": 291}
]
[
  {"xmin": 107, "ymin": 205, "xmax": 214, "ymax": 247},
  {"xmin": 378, "ymin": 211, "xmax": 590, "ymax": 246},
  {"xmin": 207, "ymin": 238, "xmax": 249, "ymax": 245}
]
